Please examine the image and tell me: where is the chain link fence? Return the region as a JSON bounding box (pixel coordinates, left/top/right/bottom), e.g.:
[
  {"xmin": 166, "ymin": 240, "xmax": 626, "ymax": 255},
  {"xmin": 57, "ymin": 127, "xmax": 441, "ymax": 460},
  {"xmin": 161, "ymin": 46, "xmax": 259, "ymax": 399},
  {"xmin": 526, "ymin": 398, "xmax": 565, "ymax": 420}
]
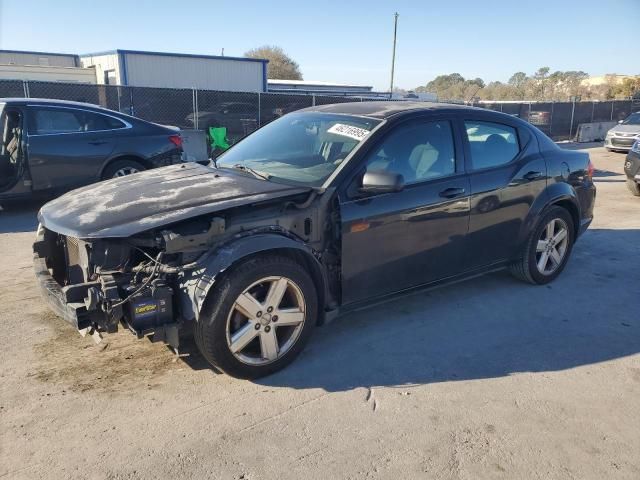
[
  {"xmin": 2, "ymin": 79, "xmax": 638, "ymax": 144},
  {"xmin": 476, "ymin": 99, "xmax": 638, "ymax": 140}
]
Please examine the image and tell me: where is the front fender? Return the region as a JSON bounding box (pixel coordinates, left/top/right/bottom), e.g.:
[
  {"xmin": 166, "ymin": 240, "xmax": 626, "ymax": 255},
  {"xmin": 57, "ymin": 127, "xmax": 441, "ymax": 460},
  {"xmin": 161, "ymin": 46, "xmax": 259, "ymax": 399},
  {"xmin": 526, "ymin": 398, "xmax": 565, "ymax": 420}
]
[
  {"xmin": 177, "ymin": 233, "xmax": 325, "ymax": 321},
  {"xmin": 516, "ymin": 181, "xmax": 581, "ymax": 250}
]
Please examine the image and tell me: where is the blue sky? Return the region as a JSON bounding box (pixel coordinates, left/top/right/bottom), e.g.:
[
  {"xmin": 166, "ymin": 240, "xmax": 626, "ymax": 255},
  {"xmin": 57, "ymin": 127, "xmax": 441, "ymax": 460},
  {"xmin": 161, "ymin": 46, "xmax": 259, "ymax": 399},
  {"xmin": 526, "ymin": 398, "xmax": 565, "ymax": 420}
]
[{"xmin": 0, "ymin": 0, "xmax": 637, "ymax": 90}]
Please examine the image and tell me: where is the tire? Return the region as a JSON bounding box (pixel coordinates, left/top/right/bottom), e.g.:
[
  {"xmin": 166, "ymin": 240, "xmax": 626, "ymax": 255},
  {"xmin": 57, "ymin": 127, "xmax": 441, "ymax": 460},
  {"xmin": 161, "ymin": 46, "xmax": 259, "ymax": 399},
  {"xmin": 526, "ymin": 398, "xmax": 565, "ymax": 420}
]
[
  {"xmin": 626, "ymin": 179, "xmax": 640, "ymax": 196},
  {"xmin": 509, "ymin": 206, "xmax": 575, "ymax": 285},
  {"xmin": 194, "ymin": 254, "xmax": 317, "ymax": 379},
  {"xmin": 101, "ymin": 158, "xmax": 146, "ymax": 180}
]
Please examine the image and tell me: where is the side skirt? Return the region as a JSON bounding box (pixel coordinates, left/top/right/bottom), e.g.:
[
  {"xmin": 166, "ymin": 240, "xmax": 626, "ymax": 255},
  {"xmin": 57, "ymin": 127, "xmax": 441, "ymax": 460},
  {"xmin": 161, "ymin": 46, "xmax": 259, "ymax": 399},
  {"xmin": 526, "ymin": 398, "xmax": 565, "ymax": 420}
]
[{"xmin": 324, "ymin": 261, "xmax": 509, "ymax": 323}]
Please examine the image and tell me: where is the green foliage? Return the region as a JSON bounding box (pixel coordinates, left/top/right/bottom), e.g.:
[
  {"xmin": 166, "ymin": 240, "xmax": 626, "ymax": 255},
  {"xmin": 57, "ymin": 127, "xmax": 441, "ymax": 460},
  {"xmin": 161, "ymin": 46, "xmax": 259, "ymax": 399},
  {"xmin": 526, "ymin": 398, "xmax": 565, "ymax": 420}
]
[
  {"xmin": 244, "ymin": 45, "xmax": 302, "ymax": 80},
  {"xmin": 414, "ymin": 68, "xmax": 637, "ymax": 102}
]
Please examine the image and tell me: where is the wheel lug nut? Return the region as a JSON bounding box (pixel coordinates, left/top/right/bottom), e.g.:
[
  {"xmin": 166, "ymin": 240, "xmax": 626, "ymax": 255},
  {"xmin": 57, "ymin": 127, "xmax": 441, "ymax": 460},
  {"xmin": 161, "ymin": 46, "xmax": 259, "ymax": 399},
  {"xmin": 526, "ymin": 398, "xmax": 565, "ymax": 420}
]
[
  {"xmin": 264, "ymin": 326, "xmax": 271, "ymax": 333},
  {"xmin": 256, "ymin": 311, "xmax": 262, "ymax": 318},
  {"xmin": 267, "ymin": 306, "xmax": 274, "ymax": 313},
  {"xmin": 272, "ymin": 315, "xmax": 278, "ymax": 322},
  {"xmin": 255, "ymin": 324, "xmax": 261, "ymax": 330}
]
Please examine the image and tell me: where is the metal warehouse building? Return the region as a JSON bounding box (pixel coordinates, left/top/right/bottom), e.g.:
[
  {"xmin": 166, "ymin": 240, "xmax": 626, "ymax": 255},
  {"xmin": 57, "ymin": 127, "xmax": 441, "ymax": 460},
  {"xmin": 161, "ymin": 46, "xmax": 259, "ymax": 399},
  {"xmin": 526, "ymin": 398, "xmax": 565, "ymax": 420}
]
[
  {"xmin": 0, "ymin": 49, "xmax": 80, "ymax": 67},
  {"xmin": 80, "ymin": 50, "xmax": 268, "ymax": 92}
]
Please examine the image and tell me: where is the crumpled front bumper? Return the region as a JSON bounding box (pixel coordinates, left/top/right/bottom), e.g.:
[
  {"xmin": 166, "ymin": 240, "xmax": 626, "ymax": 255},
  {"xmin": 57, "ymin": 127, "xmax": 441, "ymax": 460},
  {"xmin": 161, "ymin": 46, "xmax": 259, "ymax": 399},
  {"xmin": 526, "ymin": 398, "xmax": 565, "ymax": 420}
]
[{"xmin": 33, "ymin": 225, "xmax": 98, "ymax": 330}]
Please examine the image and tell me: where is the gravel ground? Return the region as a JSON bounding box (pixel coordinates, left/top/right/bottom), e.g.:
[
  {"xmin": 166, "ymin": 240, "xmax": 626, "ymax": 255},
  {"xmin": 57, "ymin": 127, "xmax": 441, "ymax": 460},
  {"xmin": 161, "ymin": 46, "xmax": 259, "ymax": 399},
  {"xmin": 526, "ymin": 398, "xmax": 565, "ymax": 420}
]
[{"xmin": 0, "ymin": 145, "xmax": 638, "ymax": 480}]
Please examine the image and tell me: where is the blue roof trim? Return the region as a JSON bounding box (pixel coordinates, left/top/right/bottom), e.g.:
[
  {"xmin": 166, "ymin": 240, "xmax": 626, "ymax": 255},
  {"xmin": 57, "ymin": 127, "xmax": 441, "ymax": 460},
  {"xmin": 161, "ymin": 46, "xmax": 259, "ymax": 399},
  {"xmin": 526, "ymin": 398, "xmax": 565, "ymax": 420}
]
[{"xmin": 80, "ymin": 49, "xmax": 269, "ymax": 64}]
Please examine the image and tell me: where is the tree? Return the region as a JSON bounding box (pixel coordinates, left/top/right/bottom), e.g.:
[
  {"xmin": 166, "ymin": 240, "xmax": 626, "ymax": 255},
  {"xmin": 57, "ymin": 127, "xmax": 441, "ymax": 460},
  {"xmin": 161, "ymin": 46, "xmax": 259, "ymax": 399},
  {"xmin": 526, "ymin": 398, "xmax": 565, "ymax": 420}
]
[
  {"xmin": 508, "ymin": 72, "xmax": 527, "ymax": 88},
  {"xmin": 614, "ymin": 77, "xmax": 640, "ymax": 99},
  {"xmin": 507, "ymin": 72, "xmax": 529, "ymax": 100},
  {"xmin": 244, "ymin": 45, "xmax": 302, "ymax": 80},
  {"xmin": 415, "ymin": 73, "xmax": 485, "ymax": 101}
]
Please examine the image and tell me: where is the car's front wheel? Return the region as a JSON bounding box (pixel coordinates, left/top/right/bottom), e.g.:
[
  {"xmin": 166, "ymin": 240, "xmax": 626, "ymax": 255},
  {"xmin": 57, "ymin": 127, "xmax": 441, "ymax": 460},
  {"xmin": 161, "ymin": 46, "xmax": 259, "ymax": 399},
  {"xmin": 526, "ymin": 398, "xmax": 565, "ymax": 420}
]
[
  {"xmin": 510, "ymin": 206, "xmax": 575, "ymax": 285},
  {"xmin": 194, "ymin": 255, "xmax": 317, "ymax": 379}
]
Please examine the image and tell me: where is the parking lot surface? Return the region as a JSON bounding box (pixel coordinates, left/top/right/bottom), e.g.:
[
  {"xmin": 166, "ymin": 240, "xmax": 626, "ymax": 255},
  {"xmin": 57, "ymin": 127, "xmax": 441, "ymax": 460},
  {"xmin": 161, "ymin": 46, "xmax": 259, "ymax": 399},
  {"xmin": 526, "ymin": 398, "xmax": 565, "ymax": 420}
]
[{"xmin": 1, "ymin": 145, "xmax": 638, "ymax": 480}]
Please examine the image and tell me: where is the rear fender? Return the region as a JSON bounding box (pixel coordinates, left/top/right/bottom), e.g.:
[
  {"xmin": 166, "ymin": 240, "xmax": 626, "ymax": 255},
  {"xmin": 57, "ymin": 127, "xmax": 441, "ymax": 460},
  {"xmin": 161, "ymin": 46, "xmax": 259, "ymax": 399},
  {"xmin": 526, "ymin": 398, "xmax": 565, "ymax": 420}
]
[
  {"xmin": 516, "ymin": 182, "xmax": 581, "ymax": 253},
  {"xmin": 177, "ymin": 232, "xmax": 326, "ymax": 322}
]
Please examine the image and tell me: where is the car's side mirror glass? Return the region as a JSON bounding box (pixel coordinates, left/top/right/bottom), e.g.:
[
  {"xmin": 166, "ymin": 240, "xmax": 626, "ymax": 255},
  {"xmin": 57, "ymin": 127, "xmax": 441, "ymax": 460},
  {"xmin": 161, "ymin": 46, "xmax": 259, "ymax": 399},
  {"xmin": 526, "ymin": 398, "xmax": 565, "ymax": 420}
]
[{"xmin": 360, "ymin": 170, "xmax": 404, "ymax": 194}]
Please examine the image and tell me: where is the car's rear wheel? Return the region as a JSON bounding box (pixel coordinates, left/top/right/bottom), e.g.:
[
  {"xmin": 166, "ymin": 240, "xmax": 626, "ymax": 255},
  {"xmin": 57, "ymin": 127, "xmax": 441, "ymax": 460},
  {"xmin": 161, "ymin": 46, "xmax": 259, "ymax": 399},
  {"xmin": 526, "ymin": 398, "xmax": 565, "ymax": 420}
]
[
  {"xmin": 510, "ymin": 206, "xmax": 575, "ymax": 285},
  {"xmin": 626, "ymin": 179, "xmax": 640, "ymax": 196},
  {"xmin": 102, "ymin": 159, "xmax": 146, "ymax": 180},
  {"xmin": 194, "ymin": 255, "xmax": 317, "ymax": 379}
]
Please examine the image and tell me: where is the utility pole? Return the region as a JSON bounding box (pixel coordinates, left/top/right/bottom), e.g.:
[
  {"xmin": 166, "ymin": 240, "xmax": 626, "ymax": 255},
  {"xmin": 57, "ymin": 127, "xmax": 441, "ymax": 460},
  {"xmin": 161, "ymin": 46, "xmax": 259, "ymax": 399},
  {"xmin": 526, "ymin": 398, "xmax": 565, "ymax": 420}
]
[{"xmin": 389, "ymin": 12, "xmax": 399, "ymax": 99}]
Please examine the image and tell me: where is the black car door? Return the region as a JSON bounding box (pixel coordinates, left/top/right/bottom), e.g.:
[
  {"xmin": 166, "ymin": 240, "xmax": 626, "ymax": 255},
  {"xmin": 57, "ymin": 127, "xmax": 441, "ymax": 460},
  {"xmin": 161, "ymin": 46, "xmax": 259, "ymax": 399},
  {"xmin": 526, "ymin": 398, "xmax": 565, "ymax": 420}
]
[
  {"xmin": 461, "ymin": 115, "xmax": 547, "ymax": 269},
  {"xmin": 339, "ymin": 116, "xmax": 471, "ymax": 305},
  {"xmin": 26, "ymin": 106, "xmax": 116, "ymax": 191}
]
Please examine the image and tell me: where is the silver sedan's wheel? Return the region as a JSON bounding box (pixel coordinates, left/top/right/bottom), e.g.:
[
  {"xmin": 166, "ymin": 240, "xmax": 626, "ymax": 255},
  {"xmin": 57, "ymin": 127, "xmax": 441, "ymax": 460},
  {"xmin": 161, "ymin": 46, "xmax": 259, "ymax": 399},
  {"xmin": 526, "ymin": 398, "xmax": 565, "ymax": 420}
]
[
  {"xmin": 112, "ymin": 166, "xmax": 140, "ymax": 177},
  {"xmin": 535, "ymin": 218, "xmax": 569, "ymax": 275},
  {"xmin": 226, "ymin": 276, "xmax": 306, "ymax": 366}
]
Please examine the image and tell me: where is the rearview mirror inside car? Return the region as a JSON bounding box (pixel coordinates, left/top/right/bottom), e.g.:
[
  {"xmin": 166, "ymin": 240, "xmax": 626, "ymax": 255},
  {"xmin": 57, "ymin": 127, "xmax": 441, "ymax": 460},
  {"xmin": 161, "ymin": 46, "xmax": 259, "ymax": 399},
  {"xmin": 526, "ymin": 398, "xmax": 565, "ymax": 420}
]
[{"xmin": 360, "ymin": 170, "xmax": 405, "ymax": 194}]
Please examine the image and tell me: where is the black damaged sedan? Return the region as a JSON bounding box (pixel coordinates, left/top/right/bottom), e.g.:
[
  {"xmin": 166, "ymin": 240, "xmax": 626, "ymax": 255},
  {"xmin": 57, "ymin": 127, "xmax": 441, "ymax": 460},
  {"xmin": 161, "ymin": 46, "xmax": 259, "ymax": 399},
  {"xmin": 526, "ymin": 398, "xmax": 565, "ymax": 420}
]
[{"xmin": 34, "ymin": 102, "xmax": 596, "ymax": 379}]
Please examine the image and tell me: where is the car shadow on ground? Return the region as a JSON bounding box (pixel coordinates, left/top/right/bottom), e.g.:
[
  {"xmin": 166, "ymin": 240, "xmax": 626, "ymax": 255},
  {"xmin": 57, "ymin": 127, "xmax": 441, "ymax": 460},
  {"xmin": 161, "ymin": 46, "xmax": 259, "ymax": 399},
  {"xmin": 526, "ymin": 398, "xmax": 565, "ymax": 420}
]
[
  {"xmin": 253, "ymin": 228, "xmax": 640, "ymax": 392},
  {"xmin": 0, "ymin": 201, "xmax": 43, "ymax": 234}
]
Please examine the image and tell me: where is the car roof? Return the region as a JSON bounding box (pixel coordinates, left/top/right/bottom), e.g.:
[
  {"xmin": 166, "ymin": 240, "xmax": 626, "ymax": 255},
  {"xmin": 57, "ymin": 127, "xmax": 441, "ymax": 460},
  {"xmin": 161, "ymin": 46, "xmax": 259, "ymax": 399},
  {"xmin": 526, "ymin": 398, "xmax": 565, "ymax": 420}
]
[
  {"xmin": 298, "ymin": 101, "xmax": 488, "ymax": 119},
  {"xmin": 0, "ymin": 97, "xmax": 115, "ymax": 112}
]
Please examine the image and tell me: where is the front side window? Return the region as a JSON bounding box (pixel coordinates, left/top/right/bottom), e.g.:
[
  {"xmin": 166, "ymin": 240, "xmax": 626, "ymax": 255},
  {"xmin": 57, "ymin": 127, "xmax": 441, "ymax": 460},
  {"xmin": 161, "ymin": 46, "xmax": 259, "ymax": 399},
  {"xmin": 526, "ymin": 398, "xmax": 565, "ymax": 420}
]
[
  {"xmin": 365, "ymin": 120, "xmax": 456, "ymax": 184},
  {"xmin": 31, "ymin": 109, "xmax": 83, "ymax": 134},
  {"xmin": 217, "ymin": 112, "xmax": 380, "ymax": 187},
  {"xmin": 465, "ymin": 121, "xmax": 520, "ymax": 169}
]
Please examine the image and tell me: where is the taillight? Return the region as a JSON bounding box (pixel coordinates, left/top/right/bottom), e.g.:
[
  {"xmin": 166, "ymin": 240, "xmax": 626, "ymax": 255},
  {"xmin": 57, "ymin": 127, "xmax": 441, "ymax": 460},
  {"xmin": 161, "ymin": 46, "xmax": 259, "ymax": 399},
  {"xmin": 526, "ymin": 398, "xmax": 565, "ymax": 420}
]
[
  {"xmin": 169, "ymin": 134, "xmax": 182, "ymax": 148},
  {"xmin": 587, "ymin": 159, "xmax": 595, "ymax": 180}
]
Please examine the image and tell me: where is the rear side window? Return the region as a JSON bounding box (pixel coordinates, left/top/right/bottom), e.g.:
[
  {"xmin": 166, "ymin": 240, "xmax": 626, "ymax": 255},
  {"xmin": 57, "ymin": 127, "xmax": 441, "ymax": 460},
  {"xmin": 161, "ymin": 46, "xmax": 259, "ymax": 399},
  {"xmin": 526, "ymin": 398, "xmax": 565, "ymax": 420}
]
[
  {"xmin": 84, "ymin": 112, "xmax": 126, "ymax": 131},
  {"xmin": 465, "ymin": 121, "xmax": 520, "ymax": 169},
  {"xmin": 31, "ymin": 109, "xmax": 83, "ymax": 134}
]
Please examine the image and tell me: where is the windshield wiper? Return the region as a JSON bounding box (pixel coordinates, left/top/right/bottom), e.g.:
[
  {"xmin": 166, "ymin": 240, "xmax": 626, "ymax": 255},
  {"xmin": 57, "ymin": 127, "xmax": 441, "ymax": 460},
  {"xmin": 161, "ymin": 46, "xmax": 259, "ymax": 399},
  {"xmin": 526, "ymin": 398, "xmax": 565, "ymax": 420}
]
[{"xmin": 230, "ymin": 164, "xmax": 271, "ymax": 181}]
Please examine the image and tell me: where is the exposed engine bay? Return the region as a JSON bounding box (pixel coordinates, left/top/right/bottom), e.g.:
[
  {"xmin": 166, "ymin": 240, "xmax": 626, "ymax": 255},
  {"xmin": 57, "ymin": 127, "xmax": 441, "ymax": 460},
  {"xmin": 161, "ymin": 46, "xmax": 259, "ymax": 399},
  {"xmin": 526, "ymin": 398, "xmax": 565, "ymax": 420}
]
[{"xmin": 33, "ymin": 187, "xmax": 340, "ymax": 350}]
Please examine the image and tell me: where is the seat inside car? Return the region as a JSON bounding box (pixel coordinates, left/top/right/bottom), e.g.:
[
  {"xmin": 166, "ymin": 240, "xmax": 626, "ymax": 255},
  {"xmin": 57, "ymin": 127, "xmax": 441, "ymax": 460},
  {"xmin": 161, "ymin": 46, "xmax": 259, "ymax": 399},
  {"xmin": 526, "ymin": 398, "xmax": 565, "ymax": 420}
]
[
  {"xmin": 0, "ymin": 111, "xmax": 22, "ymax": 183},
  {"xmin": 408, "ymin": 127, "xmax": 455, "ymax": 180}
]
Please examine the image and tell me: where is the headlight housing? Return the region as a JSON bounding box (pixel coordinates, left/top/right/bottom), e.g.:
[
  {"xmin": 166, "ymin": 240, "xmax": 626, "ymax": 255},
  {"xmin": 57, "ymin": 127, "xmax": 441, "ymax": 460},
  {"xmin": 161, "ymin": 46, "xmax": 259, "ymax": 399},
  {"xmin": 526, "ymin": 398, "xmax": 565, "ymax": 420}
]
[{"xmin": 632, "ymin": 140, "xmax": 640, "ymax": 154}]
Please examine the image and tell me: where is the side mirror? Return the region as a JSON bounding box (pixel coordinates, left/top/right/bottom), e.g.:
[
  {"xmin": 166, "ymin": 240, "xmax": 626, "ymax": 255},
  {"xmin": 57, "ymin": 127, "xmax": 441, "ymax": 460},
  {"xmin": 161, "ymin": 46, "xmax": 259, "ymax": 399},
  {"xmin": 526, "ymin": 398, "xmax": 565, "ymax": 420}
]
[
  {"xmin": 360, "ymin": 170, "xmax": 404, "ymax": 194},
  {"xmin": 618, "ymin": 120, "xmax": 624, "ymax": 124}
]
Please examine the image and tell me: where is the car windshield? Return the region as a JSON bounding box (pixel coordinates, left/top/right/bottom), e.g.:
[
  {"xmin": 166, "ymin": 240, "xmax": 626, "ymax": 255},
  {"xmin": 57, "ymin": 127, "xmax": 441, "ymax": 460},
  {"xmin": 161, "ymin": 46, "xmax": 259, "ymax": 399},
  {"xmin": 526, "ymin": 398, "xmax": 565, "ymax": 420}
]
[
  {"xmin": 216, "ymin": 112, "xmax": 380, "ymax": 187},
  {"xmin": 622, "ymin": 113, "xmax": 640, "ymax": 125}
]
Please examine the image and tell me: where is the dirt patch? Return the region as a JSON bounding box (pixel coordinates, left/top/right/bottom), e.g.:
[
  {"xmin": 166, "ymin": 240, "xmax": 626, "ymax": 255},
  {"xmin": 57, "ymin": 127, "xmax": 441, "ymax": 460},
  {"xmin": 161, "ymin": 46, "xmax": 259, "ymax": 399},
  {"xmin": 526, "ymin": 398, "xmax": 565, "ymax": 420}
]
[{"xmin": 32, "ymin": 311, "xmax": 187, "ymax": 394}]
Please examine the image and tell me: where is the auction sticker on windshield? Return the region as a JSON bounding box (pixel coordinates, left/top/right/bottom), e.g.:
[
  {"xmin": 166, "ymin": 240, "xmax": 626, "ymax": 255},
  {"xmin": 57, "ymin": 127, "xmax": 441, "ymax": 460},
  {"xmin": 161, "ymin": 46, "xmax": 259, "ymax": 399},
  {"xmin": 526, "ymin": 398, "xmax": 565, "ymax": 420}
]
[{"xmin": 327, "ymin": 123, "xmax": 371, "ymax": 141}]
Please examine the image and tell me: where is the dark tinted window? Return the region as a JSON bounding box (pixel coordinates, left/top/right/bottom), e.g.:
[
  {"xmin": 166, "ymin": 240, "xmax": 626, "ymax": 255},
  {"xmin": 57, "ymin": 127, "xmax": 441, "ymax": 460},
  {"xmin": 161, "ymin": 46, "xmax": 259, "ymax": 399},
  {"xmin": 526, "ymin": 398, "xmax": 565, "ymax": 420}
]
[
  {"xmin": 31, "ymin": 108, "xmax": 126, "ymax": 134},
  {"xmin": 622, "ymin": 113, "xmax": 640, "ymax": 125},
  {"xmin": 32, "ymin": 109, "xmax": 82, "ymax": 134},
  {"xmin": 465, "ymin": 121, "xmax": 519, "ymax": 169},
  {"xmin": 365, "ymin": 120, "xmax": 455, "ymax": 184},
  {"xmin": 84, "ymin": 112, "xmax": 126, "ymax": 131}
]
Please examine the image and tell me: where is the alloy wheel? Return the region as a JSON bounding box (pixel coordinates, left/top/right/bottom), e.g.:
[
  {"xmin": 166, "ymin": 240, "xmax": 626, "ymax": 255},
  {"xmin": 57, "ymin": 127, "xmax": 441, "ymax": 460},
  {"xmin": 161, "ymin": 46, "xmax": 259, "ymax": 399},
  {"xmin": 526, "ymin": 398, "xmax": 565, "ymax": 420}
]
[
  {"xmin": 112, "ymin": 166, "xmax": 140, "ymax": 177},
  {"xmin": 225, "ymin": 276, "xmax": 306, "ymax": 366},
  {"xmin": 535, "ymin": 218, "xmax": 569, "ymax": 275}
]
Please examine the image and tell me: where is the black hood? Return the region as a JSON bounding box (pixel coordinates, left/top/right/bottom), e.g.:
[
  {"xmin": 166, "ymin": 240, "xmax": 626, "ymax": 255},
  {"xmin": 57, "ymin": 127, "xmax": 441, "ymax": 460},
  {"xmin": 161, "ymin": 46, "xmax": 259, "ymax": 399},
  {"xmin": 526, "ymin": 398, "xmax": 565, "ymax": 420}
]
[{"xmin": 38, "ymin": 163, "xmax": 309, "ymax": 238}]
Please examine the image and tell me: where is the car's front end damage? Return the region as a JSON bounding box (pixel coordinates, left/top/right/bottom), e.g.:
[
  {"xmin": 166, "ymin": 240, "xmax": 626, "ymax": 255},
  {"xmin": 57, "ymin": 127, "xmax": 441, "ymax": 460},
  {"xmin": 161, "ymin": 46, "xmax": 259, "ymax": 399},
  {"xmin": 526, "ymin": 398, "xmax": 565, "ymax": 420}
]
[
  {"xmin": 33, "ymin": 225, "xmax": 185, "ymax": 346},
  {"xmin": 33, "ymin": 162, "xmax": 339, "ymax": 350}
]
